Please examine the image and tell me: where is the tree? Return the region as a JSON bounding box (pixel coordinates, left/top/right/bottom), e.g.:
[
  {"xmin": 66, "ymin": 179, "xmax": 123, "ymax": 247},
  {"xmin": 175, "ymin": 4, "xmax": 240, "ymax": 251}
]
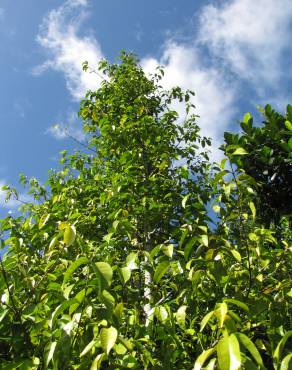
[
  {"xmin": 0, "ymin": 53, "xmax": 291, "ymax": 369},
  {"xmin": 223, "ymin": 105, "xmax": 292, "ymax": 229}
]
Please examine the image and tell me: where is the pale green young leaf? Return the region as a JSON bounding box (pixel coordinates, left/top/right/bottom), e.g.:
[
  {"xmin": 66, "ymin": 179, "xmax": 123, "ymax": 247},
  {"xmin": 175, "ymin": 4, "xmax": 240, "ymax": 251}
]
[
  {"xmin": 176, "ymin": 305, "xmax": 187, "ymax": 328},
  {"xmin": 63, "ymin": 224, "xmax": 76, "ymax": 246},
  {"xmin": 45, "ymin": 341, "xmax": 57, "ymax": 367},
  {"xmin": 194, "ymin": 348, "xmax": 216, "ymax": 370},
  {"xmin": 200, "ymin": 311, "xmax": 214, "ymax": 332},
  {"xmin": 39, "ymin": 214, "xmax": 50, "ymax": 229},
  {"xmin": 90, "ymin": 353, "xmax": 106, "ymax": 370},
  {"xmin": 162, "ymin": 244, "xmax": 174, "ymax": 258},
  {"xmin": 215, "ymin": 302, "xmax": 228, "ymax": 328},
  {"xmin": 274, "ymin": 331, "xmax": 292, "ymax": 362},
  {"xmin": 100, "ymin": 326, "xmax": 118, "ymax": 355},
  {"xmin": 80, "ymin": 339, "xmax": 97, "ymax": 357},
  {"xmin": 217, "ymin": 334, "xmax": 241, "ymax": 370},
  {"xmin": 280, "ymin": 354, "xmax": 292, "ymax": 370},
  {"xmin": 232, "ymin": 148, "xmax": 248, "ymax": 156},
  {"xmin": 119, "ymin": 266, "xmax": 131, "ymax": 284},
  {"xmin": 95, "ymin": 262, "xmax": 113, "ymax": 287}
]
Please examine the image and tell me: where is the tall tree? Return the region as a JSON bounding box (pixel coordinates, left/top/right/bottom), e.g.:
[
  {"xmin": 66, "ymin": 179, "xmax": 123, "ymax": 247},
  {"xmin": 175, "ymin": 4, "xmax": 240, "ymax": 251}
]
[{"xmin": 0, "ymin": 54, "xmax": 291, "ymax": 369}]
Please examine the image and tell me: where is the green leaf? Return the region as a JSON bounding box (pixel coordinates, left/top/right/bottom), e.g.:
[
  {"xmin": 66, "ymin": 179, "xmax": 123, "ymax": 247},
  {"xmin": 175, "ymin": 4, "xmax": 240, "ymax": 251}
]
[
  {"xmin": 45, "ymin": 341, "xmax": 57, "ymax": 367},
  {"xmin": 155, "ymin": 306, "xmax": 168, "ymax": 322},
  {"xmin": 232, "ymin": 147, "xmax": 248, "ymax": 156},
  {"xmin": 80, "ymin": 339, "xmax": 97, "ymax": 357},
  {"xmin": 235, "ymin": 333, "xmax": 264, "ymax": 369},
  {"xmin": 119, "ymin": 266, "xmax": 131, "ymax": 284},
  {"xmin": 101, "ymin": 290, "xmax": 115, "ymax": 311},
  {"xmin": 0, "ymin": 309, "xmax": 9, "ymax": 323},
  {"xmin": 230, "ymin": 249, "xmax": 241, "ymax": 262},
  {"xmin": 217, "ymin": 334, "xmax": 241, "ymax": 370},
  {"xmin": 90, "ymin": 353, "xmax": 105, "ymax": 370},
  {"xmin": 95, "ymin": 262, "xmax": 113, "ymax": 287},
  {"xmin": 39, "ymin": 214, "xmax": 50, "ymax": 229},
  {"xmin": 194, "ymin": 348, "xmax": 216, "ymax": 370},
  {"xmin": 182, "ymin": 194, "xmax": 190, "ymax": 208},
  {"xmin": 223, "ymin": 299, "xmax": 249, "ymax": 312},
  {"xmin": 285, "ymin": 120, "xmax": 292, "ymax": 131},
  {"xmin": 243, "ymin": 112, "xmax": 252, "ymax": 124},
  {"xmin": 63, "ymin": 256, "xmax": 88, "ymax": 284},
  {"xmin": 205, "ymin": 358, "xmax": 216, "ymax": 370},
  {"xmin": 200, "ymin": 311, "xmax": 214, "ymax": 332},
  {"xmin": 280, "ymin": 354, "xmax": 292, "ymax": 370},
  {"xmin": 50, "ymin": 299, "xmax": 79, "ymax": 328},
  {"xmin": 215, "ymin": 302, "xmax": 228, "ymax": 328},
  {"xmin": 63, "ymin": 224, "xmax": 76, "ymax": 246},
  {"xmin": 100, "ymin": 326, "xmax": 118, "ymax": 355},
  {"xmin": 249, "ymin": 201, "xmax": 256, "ymax": 220},
  {"xmin": 114, "ymin": 343, "xmax": 127, "ymax": 355},
  {"xmin": 126, "ymin": 253, "xmax": 138, "ymax": 270},
  {"xmin": 48, "ymin": 236, "xmax": 58, "ymax": 250},
  {"xmin": 153, "ymin": 261, "xmax": 170, "ymax": 283},
  {"xmin": 213, "ymin": 205, "xmax": 220, "ymax": 213},
  {"xmin": 162, "ymin": 244, "xmax": 174, "ymax": 258},
  {"xmin": 274, "ymin": 331, "xmax": 292, "ymax": 362},
  {"xmin": 201, "ymin": 234, "xmax": 208, "ymax": 247},
  {"xmin": 176, "ymin": 305, "xmax": 187, "ymax": 328}
]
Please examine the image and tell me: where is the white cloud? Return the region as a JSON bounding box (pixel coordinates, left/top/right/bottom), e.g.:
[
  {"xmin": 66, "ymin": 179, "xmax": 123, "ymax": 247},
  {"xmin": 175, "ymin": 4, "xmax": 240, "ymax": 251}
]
[
  {"xmin": 34, "ymin": 0, "xmax": 104, "ymax": 100},
  {"xmin": 142, "ymin": 42, "xmax": 237, "ymax": 160},
  {"xmin": 198, "ymin": 0, "xmax": 292, "ymax": 89}
]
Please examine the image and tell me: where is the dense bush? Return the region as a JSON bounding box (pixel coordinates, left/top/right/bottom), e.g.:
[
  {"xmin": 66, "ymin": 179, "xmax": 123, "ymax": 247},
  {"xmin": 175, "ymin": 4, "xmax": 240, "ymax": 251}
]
[{"xmin": 0, "ymin": 54, "xmax": 291, "ymax": 369}]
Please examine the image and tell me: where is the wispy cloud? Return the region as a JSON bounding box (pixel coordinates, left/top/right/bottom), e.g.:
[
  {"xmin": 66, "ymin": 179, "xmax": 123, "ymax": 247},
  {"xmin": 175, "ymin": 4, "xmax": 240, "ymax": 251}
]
[
  {"xmin": 34, "ymin": 0, "xmax": 104, "ymax": 100},
  {"xmin": 142, "ymin": 0, "xmax": 292, "ymax": 159},
  {"xmin": 198, "ymin": 0, "xmax": 292, "ymax": 91}
]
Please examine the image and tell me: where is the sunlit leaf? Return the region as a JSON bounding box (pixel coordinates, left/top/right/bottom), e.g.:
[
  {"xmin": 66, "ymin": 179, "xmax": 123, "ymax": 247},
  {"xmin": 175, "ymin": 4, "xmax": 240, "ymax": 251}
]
[
  {"xmin": 217, "ymin": 334, "xmax": 241, "ymax": 370},
  {"xmin": 100, "ymin": 326, "xmax": 118, "ymax": 355},
  {"xmin": 194, "ymin": 348, "xmax": 216, "ymax": 370},
  {"xmin": 63, "ymin": 224, "xmax": 76, "ymax": 246}
]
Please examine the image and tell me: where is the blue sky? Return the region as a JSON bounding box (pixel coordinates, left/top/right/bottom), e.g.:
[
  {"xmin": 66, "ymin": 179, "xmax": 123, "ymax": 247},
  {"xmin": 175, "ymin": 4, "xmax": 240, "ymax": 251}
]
[{"xmin": 0, "ymin": 0, "xmax": 292, "ymax": 213}]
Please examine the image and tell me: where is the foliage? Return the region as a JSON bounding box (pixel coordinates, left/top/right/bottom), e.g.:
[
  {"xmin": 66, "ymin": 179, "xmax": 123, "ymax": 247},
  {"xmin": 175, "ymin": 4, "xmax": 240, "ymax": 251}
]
[
  {"xmin": 223, "ymin": 105, "xmax": 292, "ymax": 228},
  {"xmin": 0, "ymin": 53, "xmax": 291, "ymax": 369}
]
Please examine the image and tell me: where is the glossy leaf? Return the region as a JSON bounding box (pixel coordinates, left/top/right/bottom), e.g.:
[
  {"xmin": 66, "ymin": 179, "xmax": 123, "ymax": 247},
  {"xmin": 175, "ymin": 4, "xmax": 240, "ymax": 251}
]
[
  {"xmin": 217, "ymin": 334, "xmax": 241, "ymax": 370},
  {"xmin": 194, "ymin": 348, "xmax": 216, "ymax": 370}
]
